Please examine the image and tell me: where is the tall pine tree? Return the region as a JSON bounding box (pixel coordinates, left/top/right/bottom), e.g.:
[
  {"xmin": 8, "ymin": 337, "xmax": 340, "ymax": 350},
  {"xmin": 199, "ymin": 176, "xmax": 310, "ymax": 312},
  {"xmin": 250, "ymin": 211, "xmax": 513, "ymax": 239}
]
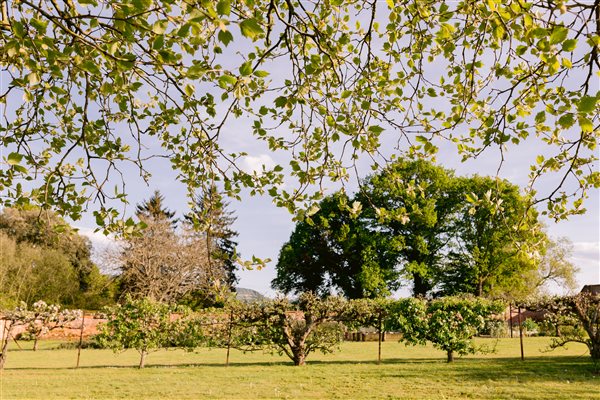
[{"xmin": 186, "ymin": 185, "xmax": 239, "ymax": 290}]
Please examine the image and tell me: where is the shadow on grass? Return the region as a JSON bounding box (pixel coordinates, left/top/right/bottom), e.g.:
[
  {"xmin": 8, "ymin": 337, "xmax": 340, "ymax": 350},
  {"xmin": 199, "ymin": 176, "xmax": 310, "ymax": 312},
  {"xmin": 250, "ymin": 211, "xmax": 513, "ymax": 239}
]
[{"xmin": 7, "ymin": 355, "xmax": 598, "ymax": 380}]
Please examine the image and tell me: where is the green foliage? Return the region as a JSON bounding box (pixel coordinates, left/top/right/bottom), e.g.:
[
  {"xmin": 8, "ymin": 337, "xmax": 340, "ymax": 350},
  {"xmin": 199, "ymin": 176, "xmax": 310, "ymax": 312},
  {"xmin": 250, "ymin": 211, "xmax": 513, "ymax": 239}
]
[
  {"xmin": 359, "ymin": 159, "xmax": 461, "ymax": 296},
  {"xmin": 1, "ymin": 1, "xmax": 597, "ymax": 230},
  {"xmin": 272, "ymin": 192, "xmax": 402, "ymax": 298},
  {"xmin": 275, "ymin": 159, "xmax": 551, "ymax": 298},
  {"xmin": 440, "ymin": 176, "xmax": 543, "ymax": 298},
  {"xmin": 388, "ymin": 297, "xmax": 505, "ymax": 362},
  {"xmin": 221, "ymin": 293, "xmax": 351, "ymax": 365},
  {"xmin": 95, "ymin": 296, "xmax": 191, "ymax": 368},
  {"xmin": 532, "ymin": 293, "xmax": 600, "ymax": 360},
  {"xmin": 0, "ymin": 208, "xmax": 111, "ymax": 309}
]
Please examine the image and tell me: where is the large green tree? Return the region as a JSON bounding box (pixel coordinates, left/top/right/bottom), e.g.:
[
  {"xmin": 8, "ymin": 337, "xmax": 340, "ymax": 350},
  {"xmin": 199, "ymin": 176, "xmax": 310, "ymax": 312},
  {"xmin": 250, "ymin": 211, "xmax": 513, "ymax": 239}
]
[
  {"xmin": 439, "ymin": 176, "xmax": 543, "ymax": 298},
  {"xmin": 358, "ymin": 158, "xmax": 461, "ymax": 296},
  {"xmin": 1, "ymin": 1, "xmax": 597, "ymax": 231},
  {"xmin": 272, "ymin": 192, "xmax": 402, "ymax": 298}
]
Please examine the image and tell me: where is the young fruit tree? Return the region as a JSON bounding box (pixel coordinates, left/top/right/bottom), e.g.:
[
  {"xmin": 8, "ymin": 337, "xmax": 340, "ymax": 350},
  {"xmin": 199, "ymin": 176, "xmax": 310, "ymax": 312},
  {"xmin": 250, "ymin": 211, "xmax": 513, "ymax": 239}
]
[
  {"xmin": 228, "ymin": 293, "xmax": 350, "ymax": 366},
  {"xmin": 95, "ymin": 296, "xmax": 190, "ymax": 368},
  {"xmin": 25, "ymin": 301, "xmax": 81, "ymax": 351},
  {"xmin": 0, "ymin": 302, "xmax": 32, "ymax": 369},
  {"xmin": 534, "ymin": 292, "xmax": 600, "ymax": 361},
  {"xmin": 389, "ymin": 297, "xmax": 504, "ymax": 362}
]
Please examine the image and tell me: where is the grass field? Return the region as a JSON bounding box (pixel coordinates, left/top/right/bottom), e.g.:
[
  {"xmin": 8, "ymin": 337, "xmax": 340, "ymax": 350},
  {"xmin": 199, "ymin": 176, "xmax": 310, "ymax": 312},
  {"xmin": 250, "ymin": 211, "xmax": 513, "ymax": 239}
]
[{"xmin": 0, "ymin": 338, "xmax": 597, "ymax": 399}]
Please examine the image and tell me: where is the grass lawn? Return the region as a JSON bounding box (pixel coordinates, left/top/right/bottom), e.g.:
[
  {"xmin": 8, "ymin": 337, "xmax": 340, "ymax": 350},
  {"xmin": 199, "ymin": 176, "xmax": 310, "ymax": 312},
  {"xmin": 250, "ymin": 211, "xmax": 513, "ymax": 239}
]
[{"xmin": 0, "ymin": 337, "xmax": 597, "ymax": 399}]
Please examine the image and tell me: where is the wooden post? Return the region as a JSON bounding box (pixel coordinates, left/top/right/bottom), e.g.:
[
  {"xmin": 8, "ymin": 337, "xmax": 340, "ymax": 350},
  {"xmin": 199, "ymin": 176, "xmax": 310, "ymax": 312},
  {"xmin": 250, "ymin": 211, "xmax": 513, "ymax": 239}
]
[
  {"xmin": 225, "ymin": 310, "xmax": 233, "ymax": 367},
  {"xmin": 517, "ymin": 306, "xmax": 524, "ymax": 361},
  {"xmin": 76, "ymin": 312, "xmax": 85, "ymax": 368},
  {"xmin": 509, "ymin": 303, "xmax": 513, "ymax": 338},
  {"xmin": 377, "ymin": 311, "xmax": 382, "ymax": 365}
]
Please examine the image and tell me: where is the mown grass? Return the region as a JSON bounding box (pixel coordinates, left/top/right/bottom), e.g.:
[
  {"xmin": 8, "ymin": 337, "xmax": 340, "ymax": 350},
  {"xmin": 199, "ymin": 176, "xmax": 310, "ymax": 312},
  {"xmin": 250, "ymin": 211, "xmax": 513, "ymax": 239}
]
[{"xmin": 0, "ymin": 338, "xmax": 597, "ymax": 399}]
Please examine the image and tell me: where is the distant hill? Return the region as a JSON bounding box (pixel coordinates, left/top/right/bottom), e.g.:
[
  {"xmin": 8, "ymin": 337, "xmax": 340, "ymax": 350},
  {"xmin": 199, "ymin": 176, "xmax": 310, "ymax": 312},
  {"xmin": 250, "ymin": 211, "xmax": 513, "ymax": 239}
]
[{"xmin": 235, "ymin": 288, "xmax": 268, "ymax": 303}]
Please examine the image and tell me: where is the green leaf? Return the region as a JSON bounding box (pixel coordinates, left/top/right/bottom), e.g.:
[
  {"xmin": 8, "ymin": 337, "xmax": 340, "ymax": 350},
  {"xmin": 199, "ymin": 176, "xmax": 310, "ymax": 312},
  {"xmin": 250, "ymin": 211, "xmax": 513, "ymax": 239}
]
[
  {"xmin": 152, "ymin": 20, "xmax": 169, "ymax": 35},
  {"xmin": 558, "ymin": 113, "xmax": 575, "ymax": 129},
  {"xmin": 562, "ymin": 39, "xmax": 577, "ymax": 52},
  {"xmin": 239, "ymin": 61, "xmax": 253, "ymax": 76},
  {"xmin": 152, "ymin": 35, "xmax": 164, "ymax": 50},
  {"xmin": 534, "ymin": 111, "xmax": 546, "ymax": 123},
  {"xmin": 80, "ymin": 60, "xmax": 100, "ymax": 75},
  {"xmin": 578, "ymin": 116, "xmax": 593, "ymax": 133},
  {"xmin": 240, "ymin": 18, "xmax": 264, "ymax": 40},
  {"xmin": 253, "ymin": 70, "xmax": 269, "ymax": 78},
  {"xmin": 187, "ymin": 64, "xmax": 206, "ymax": 79},
  {"xmin": 368, "ymin": 125, "xmax": 385, "ymax": 134},
  {"xmin": 216, "ymin": 0, "xmax": 231, "ymax": 16},
  {"xmin": 218, "ymin": 30, "xmax": 234, "ymax": 46},
  {"xmin": 218, "ymin": 75, "xmax": 237, "ymax": 88},
  {"xmin": 578, "ymin": 96, "xmax": 597, "ymax": 113},
  {"xmin": 549, "ymin": 26, "xmax": 568, "ymax": 45},
  {"xmin": 7, "ymin": 152, "xmax": 23, "ymax": 165}
]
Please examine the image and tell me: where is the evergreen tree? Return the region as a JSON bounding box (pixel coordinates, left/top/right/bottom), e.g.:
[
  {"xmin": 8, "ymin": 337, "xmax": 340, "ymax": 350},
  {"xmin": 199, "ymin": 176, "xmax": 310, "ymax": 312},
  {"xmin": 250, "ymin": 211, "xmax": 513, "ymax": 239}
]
[
  {"xmin": 186, "ymin": 186, "xmax": 239, "ymax": 290},
  {"xmin": 135, "ymin": 190, "xmax": 176, "ymax": 223}
]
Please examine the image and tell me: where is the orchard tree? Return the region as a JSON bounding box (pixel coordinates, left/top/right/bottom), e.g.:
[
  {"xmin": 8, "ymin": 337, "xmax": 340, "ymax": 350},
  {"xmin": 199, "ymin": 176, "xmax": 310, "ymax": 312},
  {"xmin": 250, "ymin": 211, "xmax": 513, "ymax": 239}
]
[
  {"xmin": 534, "ymin": 292, "xmax": 600, "ymax": 360},
  {"xmin": 230, "ymin": 293, "xmax": 350, "ymax": 366},
  {"xmin": 0, "ymin": 1, "xmax": 597, "ymax": 233},
  {"xmin": 0, "ymin": 303, "xmax": 32, "ymax": 369},
  {"xmin": 96, "ymin": 296, "xmax": 190, "ymax": 368},
  {"xmin": 388, "ymin": 297, "xmax": 504, "ymax": 362},
  {"xmin": 25, "ymin": 301, "xmax": 81, "ymax": 351}
]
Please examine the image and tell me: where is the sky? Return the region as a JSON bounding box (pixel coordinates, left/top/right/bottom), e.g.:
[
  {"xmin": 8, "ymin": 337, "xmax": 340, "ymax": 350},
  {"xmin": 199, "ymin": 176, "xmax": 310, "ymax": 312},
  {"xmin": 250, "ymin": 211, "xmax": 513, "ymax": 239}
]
[{"xmin": 76, "ymin": 132, "xmax": 600, "ymax": 297}]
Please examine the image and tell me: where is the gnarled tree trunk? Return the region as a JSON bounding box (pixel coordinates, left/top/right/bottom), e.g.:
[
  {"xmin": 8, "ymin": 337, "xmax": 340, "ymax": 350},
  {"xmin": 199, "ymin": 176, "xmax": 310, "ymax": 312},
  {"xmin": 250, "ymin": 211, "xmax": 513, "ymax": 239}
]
[{"xmin": 447, "ymin": 350, "xmax": 454, "ymax": 363}]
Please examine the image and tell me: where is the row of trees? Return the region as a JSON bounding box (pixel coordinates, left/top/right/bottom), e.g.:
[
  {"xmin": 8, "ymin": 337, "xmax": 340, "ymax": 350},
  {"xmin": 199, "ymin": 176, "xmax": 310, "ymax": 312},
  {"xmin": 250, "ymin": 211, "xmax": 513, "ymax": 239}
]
[
  {"xmin": 95, "ymin": 292, "xmax": 600, "ymax": 368},
  {"xmin": 2, "ymin": 292, "xmax": 598, "ymax": 369},
  {"xmin": 274, "ymin": 159, "xmax": 578, "ymax": 299},
  {"xmin": 0, "ymin": 188, "xmax": 240, "ymax": 310},
  {"xmin": 96, "ymin": 293, "xmax": 504, "ymax": 368}
]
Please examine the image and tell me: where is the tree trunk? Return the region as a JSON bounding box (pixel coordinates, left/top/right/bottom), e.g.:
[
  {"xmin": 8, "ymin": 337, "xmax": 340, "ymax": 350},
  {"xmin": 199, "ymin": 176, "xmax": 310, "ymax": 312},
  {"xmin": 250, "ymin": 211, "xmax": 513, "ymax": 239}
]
[
  {"xmin": 412, "ymin": 274, "xmax": 430, "ymax": 297},
  {"xmin": 292, "ymin": 347, "xmax": 306, "ymax": 366},
  {"xmin": 0, "ymin": 337, "xmax": 9, "ymax": 370},
  {"xmin": 33, "ymin": 337, "xmax": 39, "ymax": 351},
  {"xmin": 139, "ymin": 350, "xmax": 147, "ymax": 369},
  {"xmin": 447, "ymin": 350, "xmax": 454, "ymax": 363},
  {"xmin": 589, "ymin": 342, "xmax": 600, "ymax": 361}
]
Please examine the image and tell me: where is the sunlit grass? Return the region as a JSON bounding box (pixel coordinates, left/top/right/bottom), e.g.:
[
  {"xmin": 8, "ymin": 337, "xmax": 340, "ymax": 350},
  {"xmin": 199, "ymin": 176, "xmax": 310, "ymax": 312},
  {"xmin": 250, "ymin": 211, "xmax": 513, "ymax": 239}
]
[{"xmin": 0, "ymin": 338, "xmax": 597, "ymax": 399}]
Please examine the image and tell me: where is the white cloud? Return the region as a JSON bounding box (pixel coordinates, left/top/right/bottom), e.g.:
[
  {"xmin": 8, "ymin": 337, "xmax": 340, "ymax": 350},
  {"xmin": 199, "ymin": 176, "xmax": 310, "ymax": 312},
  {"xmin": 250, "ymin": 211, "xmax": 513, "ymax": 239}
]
[
  {"xmin": 75, "ymin": 226, "xmax": 116, "ymax": 248},
  {"xmin": 241, "ymin": 154, "xmax": 276, "ymax": 174},
  {"xmin": 571, "ymin": 241, "xmax": 600, "ymax": 287}
]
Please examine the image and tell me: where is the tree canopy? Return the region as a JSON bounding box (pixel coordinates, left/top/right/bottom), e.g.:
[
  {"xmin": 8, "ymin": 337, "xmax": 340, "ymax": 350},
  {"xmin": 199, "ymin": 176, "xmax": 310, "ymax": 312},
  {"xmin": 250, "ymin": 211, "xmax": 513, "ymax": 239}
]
[
  {"xmin": 0, "ymin": 207, "xmax": 113, "ymax": 308},
  {"xmin": 273, "ymin": 159, "xmax": 569, "ymax": 298},
  {"xmin": 1, "ymin": 1, "xmax": 597, "ymax": 230}
]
